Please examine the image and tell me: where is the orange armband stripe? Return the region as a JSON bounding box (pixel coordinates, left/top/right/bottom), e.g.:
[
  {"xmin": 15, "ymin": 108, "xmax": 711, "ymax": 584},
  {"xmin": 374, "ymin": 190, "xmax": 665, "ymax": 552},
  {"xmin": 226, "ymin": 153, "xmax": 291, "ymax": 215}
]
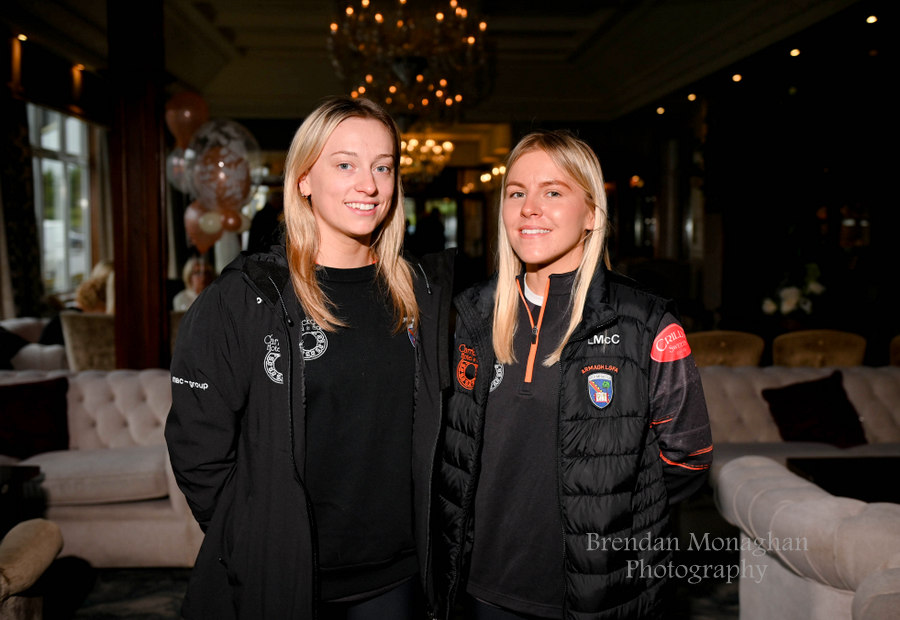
[{"xmin": 659, "ymin": 452, "xmax": 710, "ymax": 471}]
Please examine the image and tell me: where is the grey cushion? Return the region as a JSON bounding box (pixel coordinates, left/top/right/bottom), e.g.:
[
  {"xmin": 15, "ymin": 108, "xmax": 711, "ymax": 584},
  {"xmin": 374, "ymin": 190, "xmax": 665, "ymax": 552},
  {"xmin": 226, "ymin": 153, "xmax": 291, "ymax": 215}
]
[{"xmin": 22, "ymin": 444, "xmax": 168, "ymax": 506}]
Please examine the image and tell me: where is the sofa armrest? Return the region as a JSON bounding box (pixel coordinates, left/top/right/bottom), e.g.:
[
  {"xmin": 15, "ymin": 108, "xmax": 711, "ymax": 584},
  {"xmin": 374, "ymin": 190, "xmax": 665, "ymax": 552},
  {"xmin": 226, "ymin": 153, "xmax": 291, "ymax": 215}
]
[
  {"xmin": 10, "ymin": 343, "xmax": 68, "ymax": 370},
  {"xmin": 716, "ymin": 456, "xmax": 900, "ymax": 592},
  {"xmin": 0, "ymin": 519, "xmax": 63, "ymax": 602},
  {"xmin": 853, "ymin": 564, "xmax": 900, "ymax": 620}
]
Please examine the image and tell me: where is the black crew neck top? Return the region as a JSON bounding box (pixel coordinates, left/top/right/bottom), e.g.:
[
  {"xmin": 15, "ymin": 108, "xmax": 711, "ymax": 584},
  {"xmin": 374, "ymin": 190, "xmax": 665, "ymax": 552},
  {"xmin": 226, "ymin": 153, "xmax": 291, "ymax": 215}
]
[{"xmin": 299, "ymin": 263, "xmax": 418, "ymax": 601}]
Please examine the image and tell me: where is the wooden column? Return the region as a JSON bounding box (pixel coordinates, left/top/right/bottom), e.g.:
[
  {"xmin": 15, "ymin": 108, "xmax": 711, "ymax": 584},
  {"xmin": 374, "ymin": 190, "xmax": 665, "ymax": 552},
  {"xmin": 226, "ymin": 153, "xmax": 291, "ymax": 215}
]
[{"xmin": 107, "ymin": 0, "xmax": 168, "ymax": 369}]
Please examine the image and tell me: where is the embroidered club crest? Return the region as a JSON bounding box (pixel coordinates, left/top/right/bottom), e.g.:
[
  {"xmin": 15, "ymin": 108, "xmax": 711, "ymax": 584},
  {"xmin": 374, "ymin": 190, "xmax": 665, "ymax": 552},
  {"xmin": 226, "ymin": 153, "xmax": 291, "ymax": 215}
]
[
  {"xmin": 587, "ymin": 372, "xmax": 614, "ymax": 409},
  {"xmin": 456, "ymin": 344, "xmax": 478, "ymax": 390},
  {"xmin": 489, "ymin": 362, "xmax": 504, "ymax": 392},
  {"xmin": 299, "ymin": 318, "xmax": 328, "ymax": 361},
  {"xmin": 264, "ymin": 334, "xmax": 284, "ymax": 384}
]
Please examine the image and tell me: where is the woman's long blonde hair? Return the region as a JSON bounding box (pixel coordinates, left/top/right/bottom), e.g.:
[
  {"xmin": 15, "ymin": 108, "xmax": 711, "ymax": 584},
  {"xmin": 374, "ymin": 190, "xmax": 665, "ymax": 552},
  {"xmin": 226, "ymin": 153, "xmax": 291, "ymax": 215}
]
[
  {"xmin": 493, "ymin": 130, "xmax": 610, "ymax": 365},
  {"xmin": 282, "ymin": 96, "xmax": 417, "ymax": 332}
]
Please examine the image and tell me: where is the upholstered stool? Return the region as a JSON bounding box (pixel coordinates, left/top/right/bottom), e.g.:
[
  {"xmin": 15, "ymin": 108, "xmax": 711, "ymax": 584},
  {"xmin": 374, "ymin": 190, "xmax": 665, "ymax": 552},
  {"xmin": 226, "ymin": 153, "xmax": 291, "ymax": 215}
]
[
  {"xmin": 686, "ymin": 330, "xmax": 764, "ymax": 367},
  {"xmin": 773, "ymin": 329, "xmax": 866, "ymax": 367}
]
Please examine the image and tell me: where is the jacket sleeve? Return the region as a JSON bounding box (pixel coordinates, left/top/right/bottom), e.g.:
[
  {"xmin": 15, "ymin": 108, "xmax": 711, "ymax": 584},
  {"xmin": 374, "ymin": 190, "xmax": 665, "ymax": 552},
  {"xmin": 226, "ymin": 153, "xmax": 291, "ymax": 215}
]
[
  {"xmin": 165, "ymin": 278, "xmax": 250, "ymax": 531},
  {"xmin": 648, "ymin": 313, "xmax": 713, "ymax": 505}
]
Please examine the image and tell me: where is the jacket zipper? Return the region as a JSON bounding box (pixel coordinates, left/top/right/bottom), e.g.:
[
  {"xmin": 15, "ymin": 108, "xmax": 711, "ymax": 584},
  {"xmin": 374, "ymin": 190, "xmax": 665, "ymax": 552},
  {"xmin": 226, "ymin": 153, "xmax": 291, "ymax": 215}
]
[
  {"xmin": 557, "ymin": 316, "xmax": 617, "ymax": 619},
  {"xmin": 446, "ymin": 301, "xmax": 490, "ymax": 618},
  {"xmin": 410, "ymin": 260, "xmax": 441, "ymax": 618},
  {"xmin": 555, "ymin": 362, "xmax": 569, "ymax": 619},
  {"xmin": 268, "ymin": 275, "xmax": 319, "ymax": 619}
]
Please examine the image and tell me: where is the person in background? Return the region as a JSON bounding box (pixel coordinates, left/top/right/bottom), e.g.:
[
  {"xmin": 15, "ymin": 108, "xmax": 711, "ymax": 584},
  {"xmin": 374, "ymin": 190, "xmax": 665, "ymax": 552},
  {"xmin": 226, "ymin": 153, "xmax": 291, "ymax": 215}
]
[
  {"xmin": 165, "ymin": 96, "xmax": 453, "ymax": 619},
  {"xmin": 40, "ymin": 259, "xmax": 114, "ymax": 345},
  {"xmin": 172, "ymin": 256, "xmax": 216, "ymax": 311},
  {"xmin": 436, "ymin": 130, "xmax": 713, "ymax": 620}
]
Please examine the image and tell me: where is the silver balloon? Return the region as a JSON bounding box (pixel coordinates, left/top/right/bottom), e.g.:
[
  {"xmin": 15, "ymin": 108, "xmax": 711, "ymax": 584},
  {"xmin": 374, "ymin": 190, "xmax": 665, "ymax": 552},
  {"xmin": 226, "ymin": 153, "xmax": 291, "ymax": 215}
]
[{"xmin": 186, "ymin": 119, "xmax": 262, "ymax": 210}]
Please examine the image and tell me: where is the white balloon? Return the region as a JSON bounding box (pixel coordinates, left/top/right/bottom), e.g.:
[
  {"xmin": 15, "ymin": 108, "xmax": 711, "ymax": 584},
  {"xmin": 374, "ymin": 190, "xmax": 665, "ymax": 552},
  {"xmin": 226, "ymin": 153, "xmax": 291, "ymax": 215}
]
[
  {"xmin": 198, "ymin": 211, "xmax": 223, "ymax": 234},
  {"xmin": 166, "ymin": 148, "xmax": 193, "ymax": 194}
]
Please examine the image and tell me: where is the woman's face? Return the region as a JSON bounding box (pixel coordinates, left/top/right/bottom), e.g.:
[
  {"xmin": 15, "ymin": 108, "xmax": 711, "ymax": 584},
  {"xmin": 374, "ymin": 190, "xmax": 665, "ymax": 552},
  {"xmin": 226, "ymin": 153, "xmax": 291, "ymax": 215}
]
[
  {"xmin": 299, "ymin": 117, "xmax": 395, "ymax": 253},
  {"xmin": 189, "ymin": 264, "xmax": 214, "ymax": 293},
  {"xmin": 502, "ymin": 148, "xmax": 594, "ymax": 277}
]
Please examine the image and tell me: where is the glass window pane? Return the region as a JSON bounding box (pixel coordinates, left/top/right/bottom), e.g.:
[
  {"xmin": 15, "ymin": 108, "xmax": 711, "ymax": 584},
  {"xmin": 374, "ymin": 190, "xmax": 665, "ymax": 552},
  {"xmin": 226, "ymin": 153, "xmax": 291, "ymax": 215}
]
[
  {"xmin": 27, "ymin": 104, "xmax": 39, "ymax": 146},
  {"xmin": 65, "ymin": 117, "xmax": 86, "ymax": 157},
  {"xmin": 69, "ymin": 163, "xmax": 90, "ymax": 285},
  {"xmin": 41, "ymin": 160, "xmax": 67, "ymax": 293},
  {"xmin": 38, "ymin": 108, "xmax": 62, "ymax": 151},
  {"xmin": 27, "ymin": 104, "xmax": 97, "ymax": 295}
]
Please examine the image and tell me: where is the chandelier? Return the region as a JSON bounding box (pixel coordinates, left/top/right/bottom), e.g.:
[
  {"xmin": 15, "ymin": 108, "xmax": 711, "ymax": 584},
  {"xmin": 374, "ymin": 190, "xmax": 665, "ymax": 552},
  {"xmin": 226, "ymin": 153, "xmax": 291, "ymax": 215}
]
[
  {"xmin": 400, "ymin": 135, "xmax": 455, "ymax": 185},
  {"xmin": 328, "ymin": 0, "xmax": 489, "ymax": 129}
]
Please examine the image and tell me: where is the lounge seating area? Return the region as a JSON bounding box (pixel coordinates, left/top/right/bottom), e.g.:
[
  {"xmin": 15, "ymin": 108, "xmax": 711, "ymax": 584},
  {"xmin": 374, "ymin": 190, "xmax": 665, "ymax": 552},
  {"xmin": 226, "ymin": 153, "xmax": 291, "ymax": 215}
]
[
  {"xmin": 0, "ymin": 368, "xmax": 203, "ymax": 569},
  {"xmin": 699, "ymin": 365, "xmax": 900, "ymax": 476}
]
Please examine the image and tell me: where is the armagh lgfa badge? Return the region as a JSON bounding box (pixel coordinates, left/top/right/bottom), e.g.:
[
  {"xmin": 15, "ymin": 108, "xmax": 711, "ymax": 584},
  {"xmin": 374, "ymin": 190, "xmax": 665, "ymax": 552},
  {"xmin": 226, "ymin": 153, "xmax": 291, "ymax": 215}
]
[{"xmin": 587, "ymin": 372, "xmax": 613, "ymax": 409}]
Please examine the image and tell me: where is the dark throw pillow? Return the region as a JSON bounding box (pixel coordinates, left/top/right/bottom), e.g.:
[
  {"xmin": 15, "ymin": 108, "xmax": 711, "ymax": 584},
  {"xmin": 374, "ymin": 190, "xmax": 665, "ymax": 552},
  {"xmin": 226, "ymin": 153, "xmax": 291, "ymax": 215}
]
[
  {"xmin": 762, "ymin": 371, "xmax": 867, "ymax": 448},
  {"xmin": 0, "ymin": 377, "xmax": 70, "ymax": 459},
  {"xmin": 0, "ymin": 326, "xmax": 30, "ymax": 370}
]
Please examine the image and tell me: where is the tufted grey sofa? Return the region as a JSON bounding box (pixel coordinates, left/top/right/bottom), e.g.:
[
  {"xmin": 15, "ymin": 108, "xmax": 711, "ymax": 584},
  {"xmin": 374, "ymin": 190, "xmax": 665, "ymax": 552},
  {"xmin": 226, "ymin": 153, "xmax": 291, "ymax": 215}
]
[
  {"xmin": 698, "ymin": 366, "xmax": 900, "ymax": 479},
  {"xmin": 716, "ymin": 456, "xmax": 900, "ymax": 619},
  {"xmin": 0, "ymin": 369, "xmax": 203, "ymax": 567}
]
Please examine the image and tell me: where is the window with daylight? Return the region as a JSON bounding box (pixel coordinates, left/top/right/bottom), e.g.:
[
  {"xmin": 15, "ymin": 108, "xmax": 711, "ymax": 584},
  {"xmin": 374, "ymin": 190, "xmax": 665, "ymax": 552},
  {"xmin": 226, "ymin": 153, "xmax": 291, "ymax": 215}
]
[{"xmin": 27, "ymin": 103, "xmax": 97, "ymax": 295}]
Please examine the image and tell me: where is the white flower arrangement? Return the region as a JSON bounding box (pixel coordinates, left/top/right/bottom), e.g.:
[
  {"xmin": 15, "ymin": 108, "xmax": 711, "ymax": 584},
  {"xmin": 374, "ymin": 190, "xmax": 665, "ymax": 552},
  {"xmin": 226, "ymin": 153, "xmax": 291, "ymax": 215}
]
[{"xmin": 762, "ymin": 263, "xmax": 825, "ymax": 316}]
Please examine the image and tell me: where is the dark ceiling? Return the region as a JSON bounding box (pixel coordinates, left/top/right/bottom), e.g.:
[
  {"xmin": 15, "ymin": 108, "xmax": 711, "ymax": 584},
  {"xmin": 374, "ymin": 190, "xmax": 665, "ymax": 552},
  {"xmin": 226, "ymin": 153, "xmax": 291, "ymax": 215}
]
[{"xmin": 1, "ymin": 0, "xmax": 866, "ymax": 125}]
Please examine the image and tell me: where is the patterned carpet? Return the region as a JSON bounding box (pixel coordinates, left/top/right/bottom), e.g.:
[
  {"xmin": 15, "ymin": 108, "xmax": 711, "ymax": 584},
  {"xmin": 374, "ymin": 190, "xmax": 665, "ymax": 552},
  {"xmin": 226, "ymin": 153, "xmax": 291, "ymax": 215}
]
[{"xmin": 72, "ymin": 568, "xmax": 191, "ymax": 619}]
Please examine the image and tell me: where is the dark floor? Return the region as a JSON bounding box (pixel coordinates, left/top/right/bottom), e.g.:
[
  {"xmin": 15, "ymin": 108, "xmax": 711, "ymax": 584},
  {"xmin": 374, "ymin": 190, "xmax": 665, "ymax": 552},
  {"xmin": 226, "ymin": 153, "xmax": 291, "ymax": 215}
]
[
  {"xmin": 52, "ymin": 566, "xmax": 737, "ymax": 619},
  {"xmin": 46, "ymin": 492, "xmax": 739, "ymax": 619}
]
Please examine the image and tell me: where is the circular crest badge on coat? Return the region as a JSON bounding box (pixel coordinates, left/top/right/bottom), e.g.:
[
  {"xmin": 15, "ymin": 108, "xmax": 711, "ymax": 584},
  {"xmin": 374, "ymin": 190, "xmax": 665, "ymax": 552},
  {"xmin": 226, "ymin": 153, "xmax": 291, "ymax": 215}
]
[
  {"xmin": 299, "ymin": 318, "xmax": 328, "ymax": 361},
  {"xmin": 489, "ymin": 362, "xmax": 504, "ymax": 392},
  {"xmin": 456, "ymin": 344, "xmax": 478, "ymax": 390},
  {"xmin": 263, "ymin": 334, "xmax": 284, "ymax": 384},
  {"xmin": 587, "ymin": 372, "xmax": 614, "ymax": 409}
]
